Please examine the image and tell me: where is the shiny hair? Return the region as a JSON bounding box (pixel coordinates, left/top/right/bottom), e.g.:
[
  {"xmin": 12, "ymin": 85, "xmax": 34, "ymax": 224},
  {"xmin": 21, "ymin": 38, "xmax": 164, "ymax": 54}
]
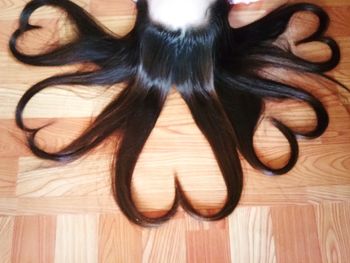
[{"xmin": 9, "ymin": 0, "xmax": 346, "ymax": 226}]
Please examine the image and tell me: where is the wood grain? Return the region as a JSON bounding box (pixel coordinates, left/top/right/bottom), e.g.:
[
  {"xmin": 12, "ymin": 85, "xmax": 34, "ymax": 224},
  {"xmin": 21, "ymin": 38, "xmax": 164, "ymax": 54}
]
[
  {"xmin": 0, "ymin": 0, "xmax": 349, "ymax": 262},
  {"xmin": 271, "ymin": 205, "xmax": 322, "ymax": 263},
  {"xmin": 98, "ymin": 214, "xmax": 142, "ymax": 263},
  {"xmin": 0, "ymin": 158, "xmax": 17, "ymax": 197},
  {"xmin": 11, "ymin": 216, "xmax": 56, "ymax": 263},
  {"xmin": 0, "ymin": 216, "xmax": 14, "ymax": 263},
  {"xmin": 142, "ymin": 217, "xmax": 186, "ymax": 263},
  {"xmin": 315, "ymin": 202, "xmax": 350, "ymax": 263},
  {"xmin": 186, "ymin": 218, "xmax": 231, "ymax": 263},
  {"xmin": 229, "ymin": 207, "xmax": 276, "ymax": 263},
  {"xmin": 55, "ymin": 214, "xmax": 98, "ymax": 263}
]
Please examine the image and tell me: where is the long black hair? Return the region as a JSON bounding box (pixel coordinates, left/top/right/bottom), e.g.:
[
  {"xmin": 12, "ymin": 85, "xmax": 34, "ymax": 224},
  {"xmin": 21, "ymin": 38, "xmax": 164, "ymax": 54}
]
[{"xmin": 9, "ymin": 0, "xmax": 346, "ymax": 226}]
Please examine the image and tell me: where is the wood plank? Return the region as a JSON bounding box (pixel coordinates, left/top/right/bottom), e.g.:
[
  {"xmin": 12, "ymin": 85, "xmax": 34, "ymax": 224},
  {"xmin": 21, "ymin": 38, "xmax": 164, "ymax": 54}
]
[
  {"xmin": 89, "ymin": 0, "xmax": 136, "ymax": 16},
  {"xmin": 0, "ymin": 84, "xmax": 116, "ymax": 119},
  {"xmin": 0, "ymin": 0, "xmax": 90, "ymax": 20},
  {"xmin": 0, "ymin": 0, "xmax": 349, "ymax": 261},
  {"xmin": 0, "ymin": 217, "xmax": 14, "ymax": 263},
  {"xmin": 0, "ymin": 158, "xmax": 18, "ymax": 197},
  {"xmin": 142, "ymin": 218, "xmax": 186, "ymax": 263},
  {"xmin": 0, "ymin": 196, "xmax": 117, "ymax": 215},
  {"xmin": 98, "ymin": 214, "xmax": 142, "ymax": 263},
  {"xmin": 271, "ymin": 205, "xmax": 322, "ymax": 263},
  {"xmin": 11, "ymin": 216, "xmax": 56, "ymax": 263},
  {"xmin": 55, "ymin": 214, "xmax": 98, "ymax": 263},
  {"xmin": 315, "ymin": 202, "xmax": 350, "ymax": 263},
  {"xmin": 228, "ymin": 207, "xmax": 276, "ymax": 263},
  {"xmin": 186, "ymin": 217, "xmax": 231, "ymax": 263},
  {"xmin": 16, "ymin": 154, "xmax": 111, "ymax": 197}
]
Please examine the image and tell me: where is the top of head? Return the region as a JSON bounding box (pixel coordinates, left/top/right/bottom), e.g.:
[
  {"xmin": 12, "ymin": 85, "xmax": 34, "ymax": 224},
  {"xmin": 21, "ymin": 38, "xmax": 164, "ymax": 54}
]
[{"xmin": 147, "ymin": 0, "xmax": 217, "ymax": 31}]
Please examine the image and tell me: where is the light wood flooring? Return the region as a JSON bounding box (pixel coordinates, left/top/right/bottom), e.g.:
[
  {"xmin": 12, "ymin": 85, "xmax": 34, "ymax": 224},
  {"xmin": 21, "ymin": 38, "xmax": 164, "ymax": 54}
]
[{"xmin": 0, "ymin": 0, "xmax": 349, "ymax": 262}]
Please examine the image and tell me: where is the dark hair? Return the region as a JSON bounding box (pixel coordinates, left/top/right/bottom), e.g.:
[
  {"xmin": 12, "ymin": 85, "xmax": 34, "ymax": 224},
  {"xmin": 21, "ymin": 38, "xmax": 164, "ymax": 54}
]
[{"xmin": 9, "ymin": 0, "xmax": 347, "ymax": 226}]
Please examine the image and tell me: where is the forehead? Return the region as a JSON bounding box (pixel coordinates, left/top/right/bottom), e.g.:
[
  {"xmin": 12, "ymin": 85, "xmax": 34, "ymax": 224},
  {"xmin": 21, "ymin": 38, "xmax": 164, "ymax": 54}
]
[{"xmin": 147, "ymin": 0, "xmax": 217, "ymax": 31}]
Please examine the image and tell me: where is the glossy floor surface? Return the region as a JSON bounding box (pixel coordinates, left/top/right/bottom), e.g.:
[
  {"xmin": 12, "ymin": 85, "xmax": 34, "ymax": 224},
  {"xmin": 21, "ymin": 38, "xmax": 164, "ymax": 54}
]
[{"xmin": 0, "ymin": 0, "xmax": 349, "ymax": 262}]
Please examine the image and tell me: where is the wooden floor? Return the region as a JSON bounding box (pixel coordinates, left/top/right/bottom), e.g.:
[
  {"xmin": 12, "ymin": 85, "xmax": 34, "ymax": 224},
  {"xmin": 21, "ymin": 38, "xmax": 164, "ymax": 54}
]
[{"xmin": 1, "ymin": 0, "xmax": 350, "ymax": 262}]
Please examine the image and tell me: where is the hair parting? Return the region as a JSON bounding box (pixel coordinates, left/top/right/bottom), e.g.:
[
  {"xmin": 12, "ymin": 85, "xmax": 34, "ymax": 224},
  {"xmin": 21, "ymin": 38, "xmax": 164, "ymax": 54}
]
[{"xmin": 10, "ymin": 0, "xmax": 347, "ymax": 226}]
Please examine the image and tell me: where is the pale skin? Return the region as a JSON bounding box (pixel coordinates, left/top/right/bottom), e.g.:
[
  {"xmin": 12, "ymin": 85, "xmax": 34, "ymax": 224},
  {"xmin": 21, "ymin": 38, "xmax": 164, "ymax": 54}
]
[{"xmin": 133, "ymin": 0, "xmax": 263, "ymax": 30}]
